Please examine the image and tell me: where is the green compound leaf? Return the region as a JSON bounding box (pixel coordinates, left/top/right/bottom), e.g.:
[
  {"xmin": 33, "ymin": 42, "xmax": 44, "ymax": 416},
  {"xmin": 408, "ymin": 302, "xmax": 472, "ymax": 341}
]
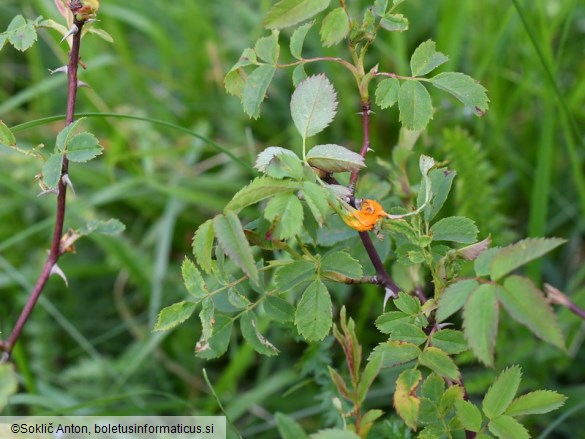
[
  {"xmin": 266, "ymin": 151, "xmax": 305, "ymax": 180},
  {"xmin": 213, "ymin": 212, "xmax": 259, "ymax": 285},
  {"xmin": 489, "ymin": 237, "xmax": 565, "ymax": 281},
  {"xmin": 42, "ymin": 153, "xmax": 64, "ymax": 190},
  {"xmin": 499, "ymin": 276, "xmax": 564, "ymax": 349},
  {"xmin": 199, "ymin": 297, "xmax": 214, "ymax": 340},
  {"xmin": 306, "ymin": 144, "xmax": 365, "ymax": 173},
  {"xmin": 295, "ymin": 279, "xmax": 332, "ymax": 341},
  {"xmin": 455, "ymin": 399, "xmax": 483, "ymax": 433},
  {"xmin": 264, "ymin": 192, "xmax": 304, "ymax": 240},
  {"xmin": 483, "ymin": 365, "xmax": 522, "ymax": 419},
  {"xmin": 430, "ymin": 72, "xmax": 489, "ymax": 117},
  {"xmin": 56, "ymin": 117, "xmax": 86, "ymax": 152},
  {"xmin": 410, "ymin": 40, "xmax": 449, "ymax": 77},
  {"xmin": 275, "ymin": 259, "xmax": 316, "ymax": 291},
  {"xmin": 506, "ymin": 390, "xmax": 567, "ymax": 417},
  {"xmin": 264, "ymin": 0, "xmax": 331, "ymax": 30},
  {"xmin": 394, "ymin": 368, "xmax": 422, "ymax": 430},
  {"xmin": 243, "ymin": 64, "xmax": 277, "ymax": 119},
  {"xmin": 389, "ymin": 323, "xmax": 428, "ymax": 345},
  {"xmin": 254, "ymin": 31, "xmax": 280, "ymax": 64},
  {"xmin": 275, "ymin": 412, "xmax": 309, "ymax": 439},
  {"xmin": 422, "ymin": 373, "xmax": 445, "ymax": 402},
  {"xmin": 255, "ymin": 146, "xmax": 302, "ymax": 178},
  {"xmin": 226, "ymin": 176, "xmax": 300, "ymax": 212},
  {"xmin": 292, "ymin": 64, "xmax": 308, "ymax": 86},
  {"xmin": 193, "ymin": 219, "xmax": 215, "ymax": 274},
  {"xmin": 224, "ymin": 69, "xmax": 245, "ymax": 98},
  {"xmin": 302, "ymin": 181, "xmax": 331, "ymax": 226},
  {"xmin": 87, "ymin": 27, "xmax": 114, "ymax": 43},
  {"xmin": 474, "ymin": 247, "xmax": 501, "ymax": 277},
  {"xmin": 66, "ymin": 132, "xmax": 103, "ymax": 162},
  {"xmin": 439, "ymin": 385, "xmax": 464, "ymax": 416},
  {"xmin": 463, "ymin": 283, "xmax": 499, "ymax": 366},
  {"xmin": 228, "ymin": 287, "xmax": 252, "ymax": 309},
  {"xmin": 0, "ymin": 120, "xmax": 16, "ymax": 146},
  {"xmin": 37, "ymin": 17, "xmax": 70, "ymax": 36},
  {"xmin": 430, "ymin": 216, "xmax": 479, "ymax": 243},
  {"xmin": 224, "ymin": 48, "xmax": 257, "ymax": 98},
  {"xmin": 264, "ymin": 295, "xmax": 295, "ymax": 322},
  {"xmin": 291, "ymin": 74, "xmax": 338, "ymax": 140},
  {"xmin": 320, "ymin": 7, "xmax": 349, "ymax": 47},
  {"xmin": 373, "ymin": 0, "xmax": 388, "ymax": 16},
  {"xmin": 240, "ymin": 310, "xmax": 279, "ymax": 356},
  {"xmin": 418, "ymin": 425, "xmax": 445, "ymax": 439},
  {"xmin": 398, "ymin": 80, "xmax": 433, "ymax": 130},
  {"xmin": 437, "ymin": 279, "xmax": 478, "ymax": 322},
  {"xmin": 309, "ymin": 429, "xmax": 360, "ymax": 439},
  {"xmin": 196, "ymin": 314, "xmax": 233, "ymax": 359},
  {"xmin": 0, "ymin": 363, "xmax": 18, "ymax": 412},
  {"xmin": 321, "ymin": 251, "xmax": 363, "ymax": 279},
  {"xmin": 7, "ymin": 15, "xmax": 38, "ymax": 51},
  {"xmin": 375, "ymin": 78, "xmax": 400, "ymax": 109},
  {"xmin": 380, "ymin": 13, "xmax": 409, "ymax": 32},
  {"xmin": 424, "ymin": 168, "xmax": 457, "ymax": 222},
  {"xmin": 369, "ymin": 340, "xmax": 421, "ymax": 368},
  {"xmin": 0, "ymin": 34, "xmax": 7, "ymax": 51},
  {"xmin": 431, "ymin": 329, "xmax": 468, "ymax": 354},
  {"xmin": 394, "ymin": 291, "xmax": 421, "ymax": 315},
  {"xmin": 80, "ymin": 218, "xmax": 125, "ymax": 236},
  {"xmin": 290, "ymin": 20, "xmax": 314, "ymax": 59},
  {"xmin": 181, "ymin": 258, "xmax": 208, "ymax": 300},
  {"xmin": 375, "ymin": 311, "xmax": 414, "ymax": 334},
  {"xmin": 488, "ymin": 415, "xmax": 529, "ymax": 439},
  {"xmin": 153, "ymin": 300, "xmax": 197, "ymax": 331},
  {"xmin": 358, "ymin": 354, "xmax": 383, "ymax": 402},
  {"xmin": 419, "ymin": 346, "xmax": 459, "ymax": 380}
]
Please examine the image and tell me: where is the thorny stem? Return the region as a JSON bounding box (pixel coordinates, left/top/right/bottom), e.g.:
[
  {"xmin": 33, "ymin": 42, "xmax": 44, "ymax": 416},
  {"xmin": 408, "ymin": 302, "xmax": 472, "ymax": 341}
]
[
  {"xmin": 349, "ymin": 101, "xmax": 371, "ymax": 194},
  {"xmin": 1, "ymin": 18, "xmax": 86, "ymax": 363},
  {"xmin": 348, "ymin": 100, "xmax": 400, "ymax": 297}
]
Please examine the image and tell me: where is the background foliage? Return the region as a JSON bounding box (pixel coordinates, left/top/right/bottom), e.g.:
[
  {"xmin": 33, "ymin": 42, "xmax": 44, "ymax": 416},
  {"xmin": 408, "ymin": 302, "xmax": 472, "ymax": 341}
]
[{"xmin": 0, "ymin": 0, "xmax": 584, "ymax": 437}]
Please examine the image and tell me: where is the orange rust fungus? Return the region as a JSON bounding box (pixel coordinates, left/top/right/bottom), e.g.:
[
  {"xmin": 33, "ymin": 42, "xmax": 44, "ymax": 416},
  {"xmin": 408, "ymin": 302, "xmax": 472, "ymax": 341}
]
[{"xmin": 341, "ymin": 199, "xmax": 390, "ymax": 232}]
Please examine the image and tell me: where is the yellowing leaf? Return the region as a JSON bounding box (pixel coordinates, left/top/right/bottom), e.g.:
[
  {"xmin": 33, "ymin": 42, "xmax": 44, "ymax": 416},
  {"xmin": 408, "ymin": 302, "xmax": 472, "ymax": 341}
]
[{"xmin": 394, "ymin": 369, "xmax": 422, "ymax": 430}]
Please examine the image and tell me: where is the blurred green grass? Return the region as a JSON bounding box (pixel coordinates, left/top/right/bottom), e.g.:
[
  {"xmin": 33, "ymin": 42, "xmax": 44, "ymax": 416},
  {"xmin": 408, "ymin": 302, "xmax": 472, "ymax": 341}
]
[{"xmin": 1, "ymin": 0, "xmax": 584, "ymax": 437}]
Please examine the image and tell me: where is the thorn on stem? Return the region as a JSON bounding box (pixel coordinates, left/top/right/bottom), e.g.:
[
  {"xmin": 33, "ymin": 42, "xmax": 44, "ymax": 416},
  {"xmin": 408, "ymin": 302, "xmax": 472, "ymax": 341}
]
[
  {"xmin": 60, "ymin": 24, "xmax": 79, "ymax": 44},
  {"xmin": 0, "ymin": 351, "xmax": 10, "ymax": 364},
  {"xmin": 62, "ymin": 174, "xmax": 76, "ymax": 196},
  {"xmin": 77, "ymin": 80, "xmax": 90, "ymax": 88},
  {"xmin": 50, "ymin": 264, "xmax": 69, "ymax": 287},
  {"xmin": 49, "ymin": 66, "xmax": 68, "ymax": 75},
  {"xmin": 383, "ymin": 286, "xmax": 399, "ymax": 310}
]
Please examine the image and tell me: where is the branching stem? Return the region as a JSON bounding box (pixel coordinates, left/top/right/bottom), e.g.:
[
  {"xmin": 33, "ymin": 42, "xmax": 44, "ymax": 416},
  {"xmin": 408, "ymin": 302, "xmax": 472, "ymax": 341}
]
[
  {"xmin": 277, "ymin": 56, "xmax": 358, "ymax": 77},
  {"xmin": 374, "ymin": 71, "xmax": 431, "ymax": 82},
  {"xmin": 1, "ymin": 17, "xmax": 86, "ymax": 363}
]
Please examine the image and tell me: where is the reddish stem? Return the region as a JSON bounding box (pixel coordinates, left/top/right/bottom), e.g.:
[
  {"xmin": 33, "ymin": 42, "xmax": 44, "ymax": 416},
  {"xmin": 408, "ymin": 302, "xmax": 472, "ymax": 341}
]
[
  {"xmin": 1, "ymin": 18, "xmax": 85, "ymax": 363},
  {"xmin": 347, "ymin": 101, "xmax": 400, "ymax": 297},
  {"xmin": 349, "ymin": 102, "xmax": 371, "ymax": 194}
]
